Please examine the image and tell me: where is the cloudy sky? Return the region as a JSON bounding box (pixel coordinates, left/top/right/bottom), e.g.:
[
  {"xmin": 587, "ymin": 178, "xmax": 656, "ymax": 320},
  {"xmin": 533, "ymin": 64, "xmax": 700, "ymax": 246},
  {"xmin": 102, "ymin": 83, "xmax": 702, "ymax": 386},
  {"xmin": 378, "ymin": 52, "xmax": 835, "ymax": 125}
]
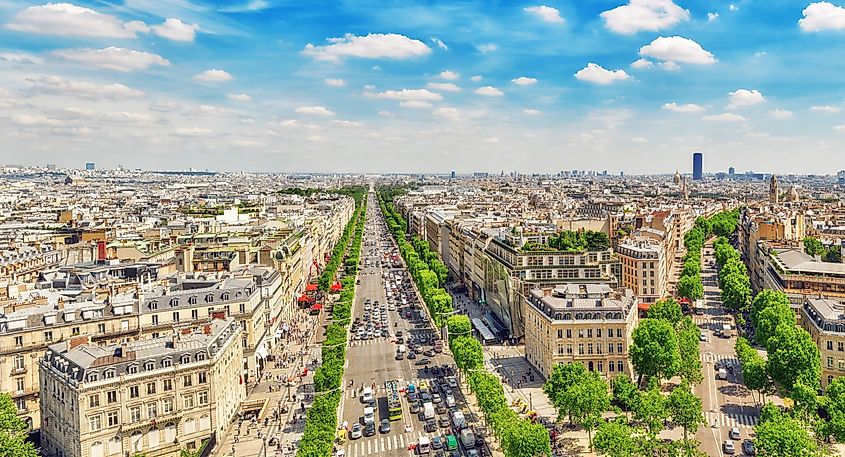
[{"xmin": 1, "ymin": 0, "xmax": 845, "ymax": 174}]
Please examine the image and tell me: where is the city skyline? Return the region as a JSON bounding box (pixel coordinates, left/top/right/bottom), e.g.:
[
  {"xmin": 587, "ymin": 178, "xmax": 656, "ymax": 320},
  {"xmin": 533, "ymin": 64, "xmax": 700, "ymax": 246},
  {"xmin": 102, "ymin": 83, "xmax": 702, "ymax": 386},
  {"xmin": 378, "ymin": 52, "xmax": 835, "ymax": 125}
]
[{"xmin": 2, "ymin": 1, "xmax": 845, "ymax": 173}]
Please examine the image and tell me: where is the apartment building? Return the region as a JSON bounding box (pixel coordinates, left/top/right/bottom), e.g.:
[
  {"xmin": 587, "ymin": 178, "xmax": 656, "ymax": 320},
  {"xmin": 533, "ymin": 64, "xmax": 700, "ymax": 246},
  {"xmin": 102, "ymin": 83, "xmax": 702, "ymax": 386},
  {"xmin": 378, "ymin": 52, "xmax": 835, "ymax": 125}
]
[
  {"xmin": 739, "ymin": 206, "xmax": 806, "ymax": 290},
  {"xmin": 523, "ymin": 283, "xmax": 638, "ymax": 380},
  {"xmin": 750, "ymin": 243, "xmax": 845, "ymax": 305},
  {"xmin": 0, "ymin": 246, "xmax": 63, "ymax": 283},
  {"xmin": 39, "ymin": 317, "xmax": 244, "ymax": 457},
  {"xmin": 616, "ymin": 236, "xmax": 667, "ymax": 304},
  {"xmin": 801, "ymin": 298, "xmax": 845, "ymax": 389}
]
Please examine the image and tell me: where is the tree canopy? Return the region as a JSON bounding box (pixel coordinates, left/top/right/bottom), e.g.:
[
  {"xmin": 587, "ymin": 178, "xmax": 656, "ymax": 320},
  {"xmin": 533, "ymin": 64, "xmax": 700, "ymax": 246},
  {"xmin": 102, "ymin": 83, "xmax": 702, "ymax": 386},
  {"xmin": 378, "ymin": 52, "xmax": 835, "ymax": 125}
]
[{"xmin": 630, "ymin": 319, "xmax": 681, "ymax": 382}]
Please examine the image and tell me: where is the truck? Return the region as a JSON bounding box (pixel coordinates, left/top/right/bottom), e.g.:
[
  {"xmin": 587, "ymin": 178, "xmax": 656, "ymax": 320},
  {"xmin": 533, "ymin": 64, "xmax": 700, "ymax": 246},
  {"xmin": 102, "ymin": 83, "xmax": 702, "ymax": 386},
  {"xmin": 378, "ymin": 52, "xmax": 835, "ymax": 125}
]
[
  {"xmin": 385, "ymin": 380, "xmax": 402, "ymax": 421},
  {"xmin": 361, "ymin": 387, "xmax": 373, "ymax": 404},
  {"xmin": 423, "ymin": 401, "xmax": 435, "ymax": 420},
  {"xmin": 450, "ymin": 410, "xmax": 466, "ymax": 430},
  {"xmin": 459, "ymin": 428, "xmax": 476, "ymax": 449}
]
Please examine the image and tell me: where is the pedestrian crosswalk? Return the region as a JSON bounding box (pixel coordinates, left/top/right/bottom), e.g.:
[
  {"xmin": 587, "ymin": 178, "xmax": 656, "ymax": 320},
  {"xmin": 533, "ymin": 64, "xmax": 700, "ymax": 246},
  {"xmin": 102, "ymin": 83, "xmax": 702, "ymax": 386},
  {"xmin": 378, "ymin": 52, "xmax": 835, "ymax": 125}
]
[
  {"xmin": 700, "ymin": 353, "xmax": 738, "ymax": 366},
  {"xmin": 705, "ymin": 411, "xmax": 759, "ymax": 429},
  {"xmin": 348, "ymin": 337, "xmax": 391, "ymax": 347},
  {"xmin": 342, "ymin": 431, "xmax": 418, "ymax": 456},
  {"xmin": 345, "ymin": 378, "xmax": 431, "ymax": 398}
]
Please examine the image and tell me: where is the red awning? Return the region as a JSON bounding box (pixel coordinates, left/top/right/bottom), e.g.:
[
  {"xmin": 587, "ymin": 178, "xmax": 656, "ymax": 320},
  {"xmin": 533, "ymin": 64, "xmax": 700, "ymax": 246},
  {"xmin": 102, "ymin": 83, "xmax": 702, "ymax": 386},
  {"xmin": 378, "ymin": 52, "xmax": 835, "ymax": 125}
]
[
  {"xmin": 311, "ymin": 304, "xmax": 323, "ymax": 311},
  {"xmin": 330, "ymin": 282, "xmax": 342, "ymax": 292},
  {"xmin": 298, "ymin": 294, "xmax": 312, "ymax": 303},
  {"xmin": 678, "ymin": 297, "xmax": 691, "ymax": 304},
  {"xmin": 305, "ymin": 284, "xmax": 318, "ymax": 292},
  {"xmin": 638, "ymin": 303, "xmax": 651, "ymax": 311}
]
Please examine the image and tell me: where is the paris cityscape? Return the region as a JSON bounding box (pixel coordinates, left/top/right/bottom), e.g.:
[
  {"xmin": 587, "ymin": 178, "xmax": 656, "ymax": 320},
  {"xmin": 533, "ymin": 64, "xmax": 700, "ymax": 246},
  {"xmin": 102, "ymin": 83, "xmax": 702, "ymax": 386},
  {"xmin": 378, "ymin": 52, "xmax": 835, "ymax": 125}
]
[{"xmin": 2, "ymin": 1, "xmax": 845, "ymax": 457}]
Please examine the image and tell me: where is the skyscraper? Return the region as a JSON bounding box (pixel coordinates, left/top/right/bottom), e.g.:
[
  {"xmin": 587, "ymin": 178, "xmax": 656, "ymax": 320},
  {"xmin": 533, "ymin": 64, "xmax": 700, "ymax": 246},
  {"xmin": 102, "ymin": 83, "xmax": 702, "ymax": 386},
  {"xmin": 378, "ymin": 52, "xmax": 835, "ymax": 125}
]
[
  {"xmin": 692, "ymin": 152, "xmax": 703, "ymax": 181},
  {"xmin": 85, "ymin": 162, "xmax": 95, "ymax": 171}
]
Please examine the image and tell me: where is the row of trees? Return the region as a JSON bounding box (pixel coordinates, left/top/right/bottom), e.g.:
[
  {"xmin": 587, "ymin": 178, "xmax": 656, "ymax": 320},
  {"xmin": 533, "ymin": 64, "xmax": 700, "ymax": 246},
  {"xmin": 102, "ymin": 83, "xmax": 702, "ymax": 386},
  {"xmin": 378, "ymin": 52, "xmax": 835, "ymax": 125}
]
[
  {"xmin": 713, "ymin": 237, "xmax": 752, "ymax": 313},
  {"xmin": 538, "ymin": 230, "xmax": 610, "ymax": 252},
  {"xmin": 297, "ymin": 192, "xmax": 367, "ymax": 457},
  {"xmin": 378, "ymin": 189, "xmax": 453, "ymax": 327},
  {"xmin": 631, "ymin": 299, "xmax": 704, "ymax": 386},
  {"xmin": 675, "ymin": 210, "xmax": 739, "ymax": 301},
  {"xmin": 318, "ymin": 188, "xmax": 367, "ymax": 292},
  {"xmin": 446, "ymin": 316, "xmax": 552, "ymax": 457}
]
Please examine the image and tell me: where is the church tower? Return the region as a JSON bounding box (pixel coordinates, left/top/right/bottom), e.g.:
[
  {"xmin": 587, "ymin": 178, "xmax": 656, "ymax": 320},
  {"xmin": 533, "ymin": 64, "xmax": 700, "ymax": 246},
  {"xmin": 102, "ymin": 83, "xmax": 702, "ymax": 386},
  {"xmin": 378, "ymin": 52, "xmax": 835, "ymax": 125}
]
[{"xmin": 769, "ymin": 174, "xmax": 779, "ymax": 205}]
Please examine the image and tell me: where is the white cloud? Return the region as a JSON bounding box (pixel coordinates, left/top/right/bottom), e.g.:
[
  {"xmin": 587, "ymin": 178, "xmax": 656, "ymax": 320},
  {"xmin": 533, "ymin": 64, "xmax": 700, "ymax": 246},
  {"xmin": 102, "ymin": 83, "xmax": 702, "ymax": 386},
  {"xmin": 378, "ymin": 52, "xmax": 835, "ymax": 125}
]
[
  {"xmin": 193, "ymin": 69, "xmax": 233, "ymax": 83},
  {"xmin": 52, "ymin": 47, "xmax": 169, "ymax": 72},
  {"xmin": 363, "ymin": 84, "xmax": 375, "ymax": 90},
  {"xmin": 220, "ymin": 1, "xmax": 269, "ymax": 12},
  {"xmin": 707, "ymin": 12, "xmax": 719, "ymax": 21},
  {"xmin": 366, "ymin": 89, "xmax": 443, "ymax": 101},
  {"xmin": 631, "ymin": 137, "xmax": 648, "ymax": 143},
  {"xmin": 475, "ymin": 86, "xmax": 504, "ymax": 96},
  {"xmin": 662, "ymin": 102, "xmax": 705, "ymax": 113},
  {"xmin": 834, "ymin": 124, "xmax": 845, "ymax": 132},
  {"xmin": 102, "ymin": 111, "xmax": 153, "ymax": 124},
  {"xmin": 330, "ymin": 120, "xmax": 363, "ymax": 127},
  {"xmin": 0, "ymin": 52, "xmax": 43, "ymax": 64},
  {"xmin": 470, "ymin": 75, "xmax": 483, "ymax": 82},
  {"xmin": 522, "ymin": 109, "xmax": 542, "ymax": 115},
  {"xmin": 430, "ymin": 37, "xmax": 448, "ymax": 50},
  {"xmin": 227, "ymin": 93, "xmax": 252, "ymax": 102},
  {"xmin": 801, "ymin": 2, "xmax": 845, "ymax": 31},
  {"xmin": 439, "ymin": 71, "xmax": 459, "ymax": 80},
  {"xmin": 302, "ymin": 33, "xmax": 431, "ymax": 62},
  {"xmin": 7, "ymin": 3, "xmax": 149, "ymax": 38},
  {"xmin": 151, "ymin": 18, "xmax": 199, "ymax": 42},
  {"xmin": 729, "ymin": 4, "xmax": 739, "ymax": 11},
  {"xmin": 769, "ymin": 109, "xmax": 794, "ymax": 119},
  {"xmin": 511, "ymin": 76, "xmax": 538, "ymax": 85},
  {"xmin": 574, "ymin": 63, "xmax": 631, "ymax": 84},
  {"xmin": 400, "ymin": 100, "xmax": 432, "ymax": 108},
  {"xmin": 295, "ymin": 106, "xmax": 335, "ymax": 116},
  {"xmin": 11, "ymin": 114, "xmax": 66, "ymax": 127},
  {"xmin": 277, "ymin": 119, "xmax": 319, "ymax": 130},
  {"xmin": 703, "ymin": 112, "xmax": 747, "ymax": 122},
  {"xmin": 426, "ymin": 82, "xmax": 461, "ymax": 92},
  {"xmin": 639, "ymin": 36, "xmax": 716, "ymax": 65},
  {"xmin": 631, "ymin": 58, "xmax": 653, "ymax": 69},
  {"xmin": 434, "ymin": 107, "xmax": 466, "ymax": 121},
  {"xmin": 325, "ymin": 78, "xmax": 346, "ymax": 87},
  {"xmin": 600, "ymin": 0, "xmax": 690, "ymax": 35},
  {"xmin": 811, "ymin": 105, "xmax": 842, "ymax": 113},
  {"xmin": 659, "ymin": 61, "xmax": 680, "ymax": 71},
  {"xmin": 377, "ymin": 110, "xmax": 394, "ymax": 117},
  {"xmin": 728, "ymin": 89, "xmax": 765, "ymax": 108},
  {"xmin": 174, "ymin": 127, "xmax": 213, "ymax": 137},
  {"xmin": 477, "ymin": 43, "xmax": 498, "ymax": 53},
  {"xmin": 524, "ymin": 5, "xmax": 565, "ymax": 24},
  {"xmin": 481, "ymin": 136, "xmax": 500, "ymax": 143},
  {"xmin": 754, "ymin": 51, "xmax": 768, "ymax": 58},
  {"xmin": 27, "ymin": 75, "xmax": 144, "ymax": 99}
]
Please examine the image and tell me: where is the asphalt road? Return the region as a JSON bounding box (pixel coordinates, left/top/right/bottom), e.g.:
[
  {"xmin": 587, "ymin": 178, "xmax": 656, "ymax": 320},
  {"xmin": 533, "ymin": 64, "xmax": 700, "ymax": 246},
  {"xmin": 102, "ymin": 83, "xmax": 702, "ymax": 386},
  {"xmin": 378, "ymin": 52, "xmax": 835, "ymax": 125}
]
[
  {"xmin": 337, "ymin": 192, "xmax": 473, "ymax": 457},
  {"xmin": 693, "ymin": 241, "xmax": 759, "ymax": 457}
]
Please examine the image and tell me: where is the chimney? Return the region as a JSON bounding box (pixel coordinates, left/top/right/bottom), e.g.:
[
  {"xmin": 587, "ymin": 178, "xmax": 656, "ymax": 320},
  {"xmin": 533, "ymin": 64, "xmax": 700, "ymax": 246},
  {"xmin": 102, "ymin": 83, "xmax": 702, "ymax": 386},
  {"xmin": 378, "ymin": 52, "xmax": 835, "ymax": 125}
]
[
  {"xmin": 203, "ymin": 325, "xmax": 211, "ymax": 335},
  {"xmin": 56, "ymin": 297, "xmax": 65, "ymax": 311},
  {"xmin": 97, "ymin": 240, "xmax": 107, "ymax": 261},
  {"xmin": 170, "ymin": 333, "xmax": 178, "ymax": 348},
  {"xmin": 181, "ymin": 328, "xmax": 192, "ymax": 335},
  {"xmin": 118, "ymin": 341, "xmax": 128, "ymax": 358},
  {"xmin": 68, "ymin": 336, "xmax": 89, "ymax": 351},
  {"xmin": 542, "ymin": 287, "xmax": 553, "ymax": 297}
]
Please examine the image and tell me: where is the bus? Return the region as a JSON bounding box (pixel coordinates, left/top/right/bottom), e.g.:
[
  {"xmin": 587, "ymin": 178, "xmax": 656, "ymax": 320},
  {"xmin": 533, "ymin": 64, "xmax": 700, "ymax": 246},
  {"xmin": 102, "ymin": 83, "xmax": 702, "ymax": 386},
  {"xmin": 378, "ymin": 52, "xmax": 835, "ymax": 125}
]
[{"xmin": 386, "ymin": 380, "xmax": 403, "ymax": 421}]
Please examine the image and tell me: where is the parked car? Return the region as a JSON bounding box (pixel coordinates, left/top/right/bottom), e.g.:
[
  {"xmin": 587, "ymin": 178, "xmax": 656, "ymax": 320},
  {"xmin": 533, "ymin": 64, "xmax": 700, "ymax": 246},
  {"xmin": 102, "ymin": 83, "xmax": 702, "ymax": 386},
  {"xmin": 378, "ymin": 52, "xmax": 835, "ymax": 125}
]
[
  {"xmin": 380, "ymin": 419, "xmax": 391, "ymax": 434},
  {"xmin": 416, "ymin": 358, "xmax": 432, "ymax": 365},
  {"xmin": 364, "ymin": 422, "xmax": 376, "ymax": 437},
  {"xmin": 729, "ymin": 427, "xmax": 741, "ymax": 440},
  {"xmin": 742, "ymin": 440, "xmax": 756, "ymax": 455},
  {"xmin": 723, "ymin": 441, "xmax": 735, "ymax": 455},
  {"xmin": 350, "ymin": 423, "xmax": 362, "ymax": 439}
]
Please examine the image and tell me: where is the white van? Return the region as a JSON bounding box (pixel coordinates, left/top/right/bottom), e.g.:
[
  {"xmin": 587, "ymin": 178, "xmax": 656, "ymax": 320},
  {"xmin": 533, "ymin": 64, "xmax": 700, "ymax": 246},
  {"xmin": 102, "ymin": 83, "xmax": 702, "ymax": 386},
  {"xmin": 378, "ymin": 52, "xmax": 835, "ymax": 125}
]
[
  {"xmin": 418, "ymin": 436, "xmax": 431, "ymax": 454},
  {"xmin": 397, "ymin": 344, "xmax": 406, "ymax": 353},
  {"xmin": 717, "ymin": 368, "xmax": 728, "ymax": 380},
  {"xmin": 361, "ymin": 387, "xmax": 373, "ymax": 403},
  {"xmin": 363, "ymin": 406, "xmax": 374, "ymax": 424}
]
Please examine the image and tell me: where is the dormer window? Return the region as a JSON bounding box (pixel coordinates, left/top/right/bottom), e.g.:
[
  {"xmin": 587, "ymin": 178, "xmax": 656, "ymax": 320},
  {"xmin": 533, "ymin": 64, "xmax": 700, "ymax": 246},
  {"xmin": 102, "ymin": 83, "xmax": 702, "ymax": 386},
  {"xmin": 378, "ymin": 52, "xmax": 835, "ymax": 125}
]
[
  {"xmin": 86, "ymin": 372, "xmax": 99, "ymax": 382},
  {"xmin": 180, "ymin": 355, "xmax": 191, "ymax": 364},
  {"xmin": 196, "ymin": 352, "xmax": 206, "ymax": 362},
  {"xmin": 170, "ymin": 298, "xmax": 179, "ymax": 307},
  {"xmin": 188, "ymin": 296, "xmax": 197, "ymax": 305},
  {"xmin": 144, "ymin": 361, "xmax": 155, "ymax": 371},
  {"xmin": 205, "ymin": 294, "xmax": 214, "ymax": 303},
  {"xmin": 161, "ymin": 358, "xmax": 172, "ymax": 368},
  {"xmin": 221, "ymin": 293, "xmax": 230, "ymax": 301},
  {"xmin": 104, "ymin": 369, "xmax": 115, "ymax": 379},
  {"xmin": 150, "ymin": 301, "xmax": 158, "ymax": 310},
  {"xmin": 127, "ymin": 365, "xmax": 138, "ymax": 375}
]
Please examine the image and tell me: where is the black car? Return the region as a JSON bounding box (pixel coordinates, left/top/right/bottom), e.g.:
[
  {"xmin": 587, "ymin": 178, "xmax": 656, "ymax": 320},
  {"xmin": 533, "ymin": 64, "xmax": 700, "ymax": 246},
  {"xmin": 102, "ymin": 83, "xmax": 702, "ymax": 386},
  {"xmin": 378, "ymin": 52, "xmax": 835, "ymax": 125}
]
[
  {"xmin": 425, "ymin": 419, "xmax": 438, "ymax": 432},
  {"xmin": 415, "ymin": 358, "xmax": 432, "ymax": 366},
  {"xmin": 407, "ymin": 351, "xmax": 417, "ymax": 360},
  {"xmin": 379, "ymin": 419, "xmax": 391, "ymax": 434},
  {"xmin": 364, "ymin": 422, "xmax": 376, "ymax": 437},
  {"xmin": 431, "ymin": 366, "xmax": 442, "ymax": 376},
  {"xmin": 435, "ymin": 403, "xmax": 447, "ymax": 415}
]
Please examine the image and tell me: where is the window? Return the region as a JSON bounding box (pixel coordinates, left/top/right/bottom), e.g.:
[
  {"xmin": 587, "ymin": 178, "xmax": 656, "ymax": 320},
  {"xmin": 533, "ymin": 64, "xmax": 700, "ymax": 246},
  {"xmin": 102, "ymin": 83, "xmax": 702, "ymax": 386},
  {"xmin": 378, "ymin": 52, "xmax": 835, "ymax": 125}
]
[
  {"xmin": 106, "ymin": 391, "xmax": 117, "ymax": 404},
  {"xmin": 597, "ymin": 329, "xmax": 602, "ymax": 338},
  {"xmin": 146, "ymin": 382, "xmax": 156, "ymax": 395},
  {"xmin": 566, "ymin": 344, "xmax": 572, "ymax": 355},
  {"xmin": 557, "ymin": 345, "xmax": 565, "ymax": 355},
  {"xmin": 198, "ymin": 391, "xmax": 208, "ymax": 405},
  {"xmin": 14, "ymin": 398, "xmax": 25, "ymax": 412},
  {"xmin": 608, "ymin": 343, "xmax": 614, "ymax": 354},
  {"xmin": 151, "ymin": 315, "xmax": 159, "ymax": 326},
  {"xmin": 188, "ymin": 296, "xmax": 197, "ymax": 305},
  {"xmin": 89, "ymin": 415, "xmax": 102, "ymax": 431},
  {"xmin": 617, "ymin": 343, "xmax": 624, "ymax": 354},
  {"xmin": 98, "ymin": 323, "xmax": 106, "ymax": 333},
  {"xmin": 130, "ymin": 407, "xmax": 141, "ymax": 422},
  {"xmin": 146, "ymin": 403, "xmax": 157, "ymax": 419},
  {"xmin": 163, "ymin": 398, "xmax": 173, "ymax": 414},
  {"xmin": 104, "ymin": 370, "xmax": 115, "ymax": 379},
  {"xmin": 557, "ymin": 329, "xmax": 563, "ymax": 339},
  {"xmin": 830, "ymin": 341, "xmax": 836, "ymax": 351},
  {"xmin": 192, "ymin": 309, "xmax": 199, "ymax": 320},
  {"xmin": 609, "ymin": 361, "xmax": 615, "ymax": 372},
  {"xmin": 839, "ymin": 341, "xmax": 844, "ymax": 352},
  {"xmin": 608, "ymin": 327, "xmax": 614, "ymax": 338},
  {"xmin": 181, "ymin": 355, "xmax": 191, "ymax": 364},
  {"xmin": 15, "ymin": 378, "xmax": 25, "ymax": 393},
  {"xmin": 839, "ymin": 360, "xmax": 845, "ymax": 370},
  {"xmin": 150, "ymin": 301, "xmax": 158, "ymax": 310},
  {"xmin": 162, "ymin": 359, "xmax": 172, "ymax": 368},
  {"xmin": 578, "ymin": 343, "xmax": 584, "ymax": 355},
  {"xmin": 13, "ymin": 355, "xmax": 25, "ymax": 371},
  {"xmin": 44, "ymin": 331, "xmax": 53, "ymax": 342},
  {"xmin": 587, "ymin": 329, "xmax": 593, "ymax": 338},
  {"xmin": 587, "ymin": 343, "xmax": 594, "ymax": 355},
  {"xmin": 183, "ymin": 375, "xmax": 192, "ymax": 387},
  {"xmin": 129, "ymin": 386, "xmax": 139, "ymax": 399},
  {"xmin": 597, "ymin": 344, "xmax": 603, "ymax": 355},
  {"xmin": 566, "ymin": 329, "xmax": 572, "ymax": 338},
  {"xmin": 72, "ymin": 327, "xmax": 80, "ymax": 336},
  {"xmin": 196, "ymin": 352, "xmax": 206, "ymax": 361},
  {"xmin": 87, "ymin": 372, "xmax": 99, "ymax": 382},
  {"xmin": 830, "ymin": 375, "xmax": 835, "ymax": 386},
  {"xmin": 14, "ymin": 336, "xmax": 23, "ymax": 347},
  {"xmin": 163, "ymin": 379, "xmax": 173, "ymax": 391},
  {"xmin": 617, "ymin": 360, "xmax": 624, "ymax": 373},
  {"xmin": 107, "ymin": 411, "xmax": 119, "ymax": 427},
  {"xmin": 172, "ymin": 312, "xmax": 180, "ymax": 323},
  {"xmin": 197, "ymin": 372, "xmax": 207, "ymax": 384},
  {"xmin": 239, "ymin": 303, "xmax": 246, "ymax": 314},
  {"xmin": 144, "ymin": 361, "xmax": 155, "ymax": 372},
  {"xmin": 127, "ymin": 365, "xmax": 138, "ymax": 375},
  {"xmin": 183, "ymin": 394, "xmax": 194, "ymax": 408},
  {"xmin": 597, "ymin": 361, "xmax": 603, "ymax": 372},
  {"xmin": 578, "ymin": 329, "xmax": 584, "ymax": 338},
  {"xmin": 89, "ymin": 394, "xmax": 100, "ymax": 408},
  {"xmin": 828, "ymin": 357, "xmax": 834, "ymax": 368}
]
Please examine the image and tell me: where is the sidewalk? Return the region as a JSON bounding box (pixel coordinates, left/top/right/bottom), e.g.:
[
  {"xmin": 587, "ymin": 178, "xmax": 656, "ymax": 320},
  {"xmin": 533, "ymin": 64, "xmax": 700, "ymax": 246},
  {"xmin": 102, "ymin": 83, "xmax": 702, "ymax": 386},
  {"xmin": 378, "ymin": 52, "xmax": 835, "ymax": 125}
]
[{"xmin": 213, "ymin": 311, "xmax": 324, "ymax": 457}]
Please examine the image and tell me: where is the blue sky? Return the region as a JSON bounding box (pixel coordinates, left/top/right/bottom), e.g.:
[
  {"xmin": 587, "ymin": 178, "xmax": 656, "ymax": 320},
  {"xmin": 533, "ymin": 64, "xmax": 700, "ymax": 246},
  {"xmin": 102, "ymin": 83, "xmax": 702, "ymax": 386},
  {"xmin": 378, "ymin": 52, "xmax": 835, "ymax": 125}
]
[{"xmin": 1, "ymin": 0, "xmax": 845, "ymax": 174}]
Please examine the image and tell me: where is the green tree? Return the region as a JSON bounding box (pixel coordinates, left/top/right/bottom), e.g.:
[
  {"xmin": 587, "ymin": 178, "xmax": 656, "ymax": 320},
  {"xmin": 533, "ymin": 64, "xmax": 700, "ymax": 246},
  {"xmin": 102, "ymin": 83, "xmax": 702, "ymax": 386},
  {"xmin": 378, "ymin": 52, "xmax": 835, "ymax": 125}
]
[
  {"xmin": 630, "ymin": 319, "xmax": 681, "ymax": 383},
  {"xmin": 0, "ymin": 393, "xmax": 37, "ymax": 457},
  {"xmin": 611, "ymin": 375, "xmax": 638, "ymax": 420},
  {"xmin": 824, "ymin": 245, "xmax": 842, "ymax": 263},
  {"xmin": 593, "ymin": 420, "xmax": 639, "ymax": 457},
  {"xmin": 451, "ymin": 336, "xmax": 484, "ymax": 371},
  {"xmin": 754, "ymin": 405, "xmax": 818, "ymax": 457},
  {"xmin": 667, "ymin": 382, "xmax": 704, "ymax": 441},
  {"xmin": 755, "ymin": 301, "xmax": 796, "ymax": 347},
  {"xmin": 648, "ymin": 298, "xmax": 684, "ymax": 325},
  {"xmin": 633, "ymin": 379, "xmax": 667, "ymax": 436},
  {"xmin": 501, "ymin": 420, "xmax": 552, "ymax": 457},
  {"xmin": 566, "ymin": 371, "xmax": 611, "ymax": 450},
  {"xmin": 720, "ymin": 271, "xmax": 752, "ymax": 312},
  {"xmin": 750, "ymin": 290, "xmax": 791, "ymax": 331},
  {"xmin": 791, "ymin": 381, "xmax": 819, "ymax": 423},
  {"xmin": 676, "ymin": 317, "xmax": 704, "ymax": 385},
  {"xmin": 804, "ymin": 237, "xmax": 825, "ymax": 257},
  {"xmin": 676, "ymin": 274, "xmax": 704, "ymax": 301},
  {"xmin": 820, "ymin": 377, "xmax": 845, "ymax": 442},
  {"xmin": 766, "ymin": 324, "xmax": 821, "ymax": 394},
  {"xmin": 446, "ymin": 314, "xmax": 472, "ymax": 347}
]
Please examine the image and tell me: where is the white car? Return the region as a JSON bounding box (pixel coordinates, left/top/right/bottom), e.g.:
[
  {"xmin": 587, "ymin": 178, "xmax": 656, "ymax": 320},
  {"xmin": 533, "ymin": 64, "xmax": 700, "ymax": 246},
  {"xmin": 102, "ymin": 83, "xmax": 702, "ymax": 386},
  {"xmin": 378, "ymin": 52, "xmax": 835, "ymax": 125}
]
[{"xmin": 350, "ymin": 423, "xmax": 362, "ymax": 439}]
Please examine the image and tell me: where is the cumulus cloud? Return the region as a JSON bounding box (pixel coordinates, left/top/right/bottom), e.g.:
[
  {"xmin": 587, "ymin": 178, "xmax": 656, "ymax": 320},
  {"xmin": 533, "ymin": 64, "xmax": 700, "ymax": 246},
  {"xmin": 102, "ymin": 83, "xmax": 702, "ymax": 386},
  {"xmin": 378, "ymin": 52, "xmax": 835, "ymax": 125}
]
[
  {"xmin": 477, "ymin": 43, "xmax": 498, "ymax": 53},
  {"xmin": 52, "ymin": 47, "xmax": 169, "ymax": 72},
  {"xmin": 302, "ymin": 33, "xmax": 431, "ymax": 62},
  {"xmin": 728, "ymin": 89, "xmax": 765, "ymax": 108},
  {"xmin": 430, "ymin": 37, "xmax": 448, "ymax": 50},
  {"xmin": 769, "ymin": 109, "xmax": 793, "ymax": 119},
  {"xmin": 662, "ymin": 102, "xmax": 705, "ymax": 113},
  {"xmin": 524, "ymin": 5, "xmax": 565, "ymax": 24},
  {"xmin": 227, "ymin": 93, "xmax": 252, "ymax": 102},
  {"xmin": 325, "ymin": 78, "xmax": 346, "ymax": 87},
  {"xmin": 475, "ymin": 86, "xmax": 504, "ymax": 96},
  {"xmin": 0, "ymin": 52, "xmax": 43, "ymax": 64},
  {"xmin": 800, "ymin": 2, "xmax": 845, "ymax": 31},
  {"xmin": 400, "ymin": 100, "xmax": 432, "ymax": 108},
  {"xmin": 366, "ymin": 89, "xmax": 443, "ymax": 101},
  {"xmin": 522, "ymin": 109, "xmax": 542, "ymax": 115},
  {"xmin": 426, "ymin": 82, "xmax": 461, "ymax": 92},
  {"xmin": 174, "ymin": 127, "xmax": 213, "ymax": 137},
  {"xmin": 600, "ymin": 0, "xmax": 690, "ymax": 35},
  {"xmin": 7, "ymin": 3, "xmax": 149, "ymax": 38},
  {"xmin": 11, "ymin": 114, "xmax": 66, "ymax": 127},
  {"xmin": 707, "ymin": 12, "xmax": 719, "ymax": 21},
  {"xmin": 703, "ymin": 113, "xmax": 747, "ymax": 122},
  {"xmin": 330, "ymin": 119, "xmax": 363, "ymax": 127},
  {"xmin": 434, "ymin": 107, "xmax": 466, "ymax": 121},
  {"xmin": 639, "ymin": 36, "xmax": 716, "ymax": 65},
  {"xmin": 439, "ymin": 71, "xmax": 459, "ymax": 80},
  {"xmin": 193, "ymin": 69, "xmax": 233, "ymax": 83},
  {"xmin": 295, "ymin": 106, "xmax": 335, "ymax": 116},
  {"xmin": 631, "ymin": 58, "xmax": 653, "ymax": 69},
  {"xmin": 151, "ymin": 18, "xmax": 199, "ymax": 42},
  {"xmin": 574, "ymin": 63, "xmax": 631, "ymax": 84},
  {"xmin": 277, "ymin": 119, "xmax": 319, "ymax": 130},
  {"xmin": 470, "ymin": 75, "xmax": 483, "ymax": 82},
  {"xmin": 27, "ymin": 75, "xmax": 144, "ymax": 99},
  {"xmin": 512, "ymin": 76, "xmax": 538, "ymax": 85},
  {"xmin": 811, "ymin": 105, "xmax": 842, "ymax": 113},
  {"xmin": 729, "ymin": 4, "xmax": 739, "ymax": 11}
]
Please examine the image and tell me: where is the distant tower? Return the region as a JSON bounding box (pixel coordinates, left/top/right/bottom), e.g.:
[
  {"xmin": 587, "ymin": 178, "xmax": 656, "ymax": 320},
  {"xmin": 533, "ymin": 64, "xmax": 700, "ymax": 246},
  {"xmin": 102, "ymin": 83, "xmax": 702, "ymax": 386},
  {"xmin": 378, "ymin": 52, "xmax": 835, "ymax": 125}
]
[
  {"xmin": 673, "ymin": 170, "xmax": 681, "ymax": 185},
  {"xmin": 769, "ymin": 175, "xmax": 779, "ymax": 205},
  {"xmin": 692, "ymin": 152, "xmax": 703, "ymax": 181},
  {"xmin": 682, "ymin": 176, "xmax": 689, "ymax": 200},
  {"xmin": 728, "ymin": 166, "xmax": 735, "ymax": 177}
]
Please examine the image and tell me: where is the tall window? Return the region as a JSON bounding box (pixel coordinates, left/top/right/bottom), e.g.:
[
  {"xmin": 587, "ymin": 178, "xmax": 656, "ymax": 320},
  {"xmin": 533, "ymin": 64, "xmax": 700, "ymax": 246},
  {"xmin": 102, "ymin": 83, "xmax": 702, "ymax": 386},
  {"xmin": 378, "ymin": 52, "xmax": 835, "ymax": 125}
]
[
  {"xmin": 163, "ymin": 398, "xmax": 173, "ymax": 414},
  {"xmin": 146, "ymin": 403, "xmax": 157, "ymax": 419},
  {"xmin": 198, "ymin": 391, "xmax": 208, "ymax": 405},
  {"xmin": 146, "ymin": 382, "xmax": 156, "ymax": 395},
  {"xmin": 130, "ymin": 407, "xmax": 141, "ymax": 422},
  {"xmin": 163, "ymin": 379, "xmax": 173, "ymax": 391},
  {"xmin": 183, "ymin": 394, "xmax": 194, "ymax": 408},
  {"xmin": 89, "ymin": 415, "xmax": 102, "ymax": 431},
  {"xmin": 107, "ymin": 411, "xmax": 119, "ymax": 427},
  {"xmin": 89, "ymin": 394, "xmax": 100, "ymax": 408},
  {"xmin": 13, "ymin": 355, "xmax": 24, "ymax": 370}
]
